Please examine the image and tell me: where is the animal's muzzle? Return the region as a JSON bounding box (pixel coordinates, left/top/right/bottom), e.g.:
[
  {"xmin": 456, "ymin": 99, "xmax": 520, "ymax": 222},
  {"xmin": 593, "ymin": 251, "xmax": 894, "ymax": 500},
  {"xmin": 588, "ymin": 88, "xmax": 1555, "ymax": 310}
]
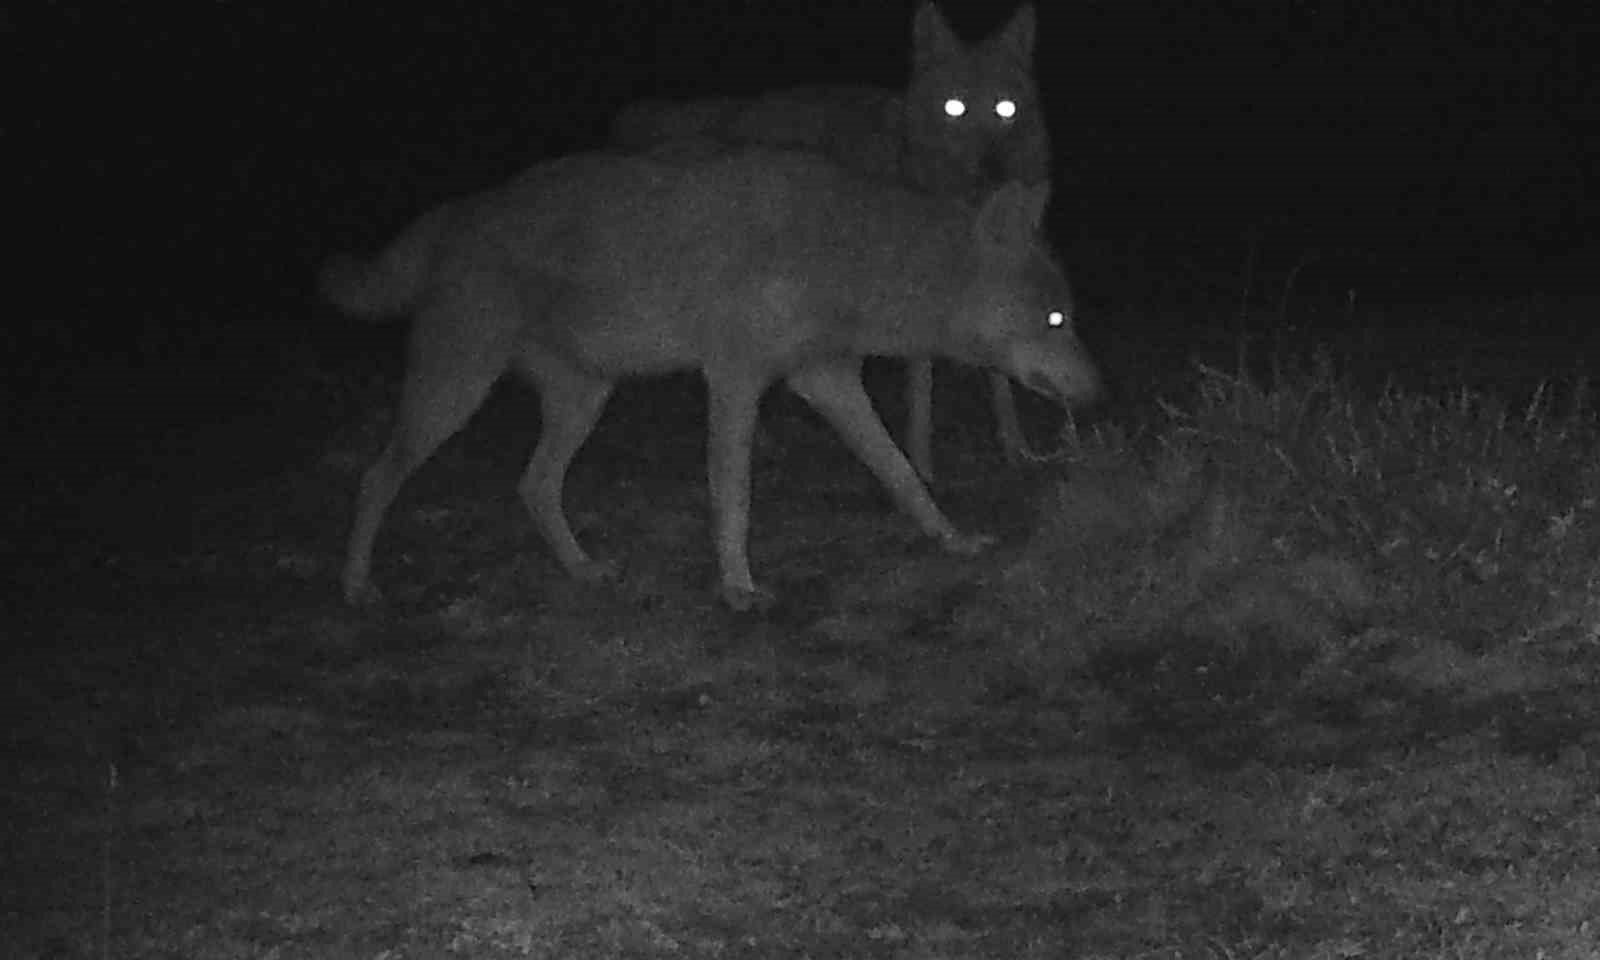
[{"xmin": 1019, "ymin": 346, "xmax": 1100, "ymax": 408}]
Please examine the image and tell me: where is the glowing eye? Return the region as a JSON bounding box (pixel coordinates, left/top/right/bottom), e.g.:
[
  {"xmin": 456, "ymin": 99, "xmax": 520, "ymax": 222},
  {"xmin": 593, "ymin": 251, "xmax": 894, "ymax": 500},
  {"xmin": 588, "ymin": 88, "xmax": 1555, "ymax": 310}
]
[
  {"xmin": 994, "ymin": 99, "xmax": 1017, "ymax": 120},
  {"xmin": 1047, "ymin": 310, "xmax": 1067, "ymax": 328},
  {"xmin": 943, "ymin": 98, "xmax": 966, "ymax": 118}
]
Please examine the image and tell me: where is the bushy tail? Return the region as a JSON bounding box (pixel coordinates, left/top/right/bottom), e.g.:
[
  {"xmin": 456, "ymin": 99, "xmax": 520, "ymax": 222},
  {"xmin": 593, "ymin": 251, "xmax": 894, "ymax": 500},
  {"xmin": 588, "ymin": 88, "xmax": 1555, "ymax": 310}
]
[{"xmin": 317, "ymin": 207, "xmax": 448, "ymax": 318}]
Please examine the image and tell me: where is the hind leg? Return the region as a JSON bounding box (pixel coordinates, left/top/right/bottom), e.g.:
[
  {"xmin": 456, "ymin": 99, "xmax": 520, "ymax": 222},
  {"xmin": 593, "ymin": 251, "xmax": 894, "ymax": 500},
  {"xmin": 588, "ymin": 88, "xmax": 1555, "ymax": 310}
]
[
  {"xmin": 514, "ymin": 349, "xmax": 615, "ymax": 582},
  {"xmin": 343, "ymin": 297, "xmax": 513, "ymax": 606}
]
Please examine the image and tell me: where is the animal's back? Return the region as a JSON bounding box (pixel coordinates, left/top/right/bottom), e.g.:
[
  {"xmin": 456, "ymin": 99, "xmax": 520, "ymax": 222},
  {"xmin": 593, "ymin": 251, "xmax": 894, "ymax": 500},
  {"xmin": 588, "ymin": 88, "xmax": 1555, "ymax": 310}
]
[
  {"xmin": 611, "ymin": 86, "xmax": 905, "ymax": 183},
  {"xmin": 403, "ymin": 148, "xmax": 963, "ymax": 376}
]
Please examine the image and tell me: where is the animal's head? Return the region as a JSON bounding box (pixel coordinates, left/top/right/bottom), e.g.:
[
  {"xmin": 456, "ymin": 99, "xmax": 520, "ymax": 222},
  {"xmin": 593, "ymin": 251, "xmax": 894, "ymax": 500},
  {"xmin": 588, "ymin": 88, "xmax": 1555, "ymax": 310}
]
[
  {"xmin": 958, "ymin": 180, "xmax": 1099, "ymax": 408},
  {"xmin": 902, "ymin": 4, "xmax": 1047, "ymax": 194}
]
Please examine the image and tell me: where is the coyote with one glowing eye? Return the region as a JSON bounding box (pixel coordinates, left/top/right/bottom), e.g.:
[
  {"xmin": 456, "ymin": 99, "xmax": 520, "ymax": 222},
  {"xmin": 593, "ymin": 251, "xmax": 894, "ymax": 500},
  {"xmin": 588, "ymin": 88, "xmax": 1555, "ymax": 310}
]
[
  {"xmin": 610, "ymin": 3, "xmax": 1053, "ymax": 483},
  {"xmin": 321, "ymin": 146, "xmax": 1095, "ymax": 611}
]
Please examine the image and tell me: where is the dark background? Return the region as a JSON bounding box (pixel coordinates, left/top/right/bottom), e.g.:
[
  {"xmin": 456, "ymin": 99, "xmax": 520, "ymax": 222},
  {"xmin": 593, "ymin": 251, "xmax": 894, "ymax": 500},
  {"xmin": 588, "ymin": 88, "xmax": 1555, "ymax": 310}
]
[{"xmin": 10, "ymin": 0, "xmax": 1597, "ymax": 522}]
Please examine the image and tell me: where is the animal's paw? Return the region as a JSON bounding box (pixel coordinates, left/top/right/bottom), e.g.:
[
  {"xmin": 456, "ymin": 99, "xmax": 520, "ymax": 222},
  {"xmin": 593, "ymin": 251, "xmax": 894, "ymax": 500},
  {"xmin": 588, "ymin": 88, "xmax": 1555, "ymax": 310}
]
[
  {"xmin": 940, "ymin": 530, "xmax": 997, "ymax": 556},
  {"xmin": 720, "ymin": 582, "xmax": 778, "ymax": 613},
  {"xmin": 344, "ymin": 579, "xmax": 384, "ymax": 608},
  {"xmin": 569, "ymin": 557, "xmax": 622, "ymax": 584}
]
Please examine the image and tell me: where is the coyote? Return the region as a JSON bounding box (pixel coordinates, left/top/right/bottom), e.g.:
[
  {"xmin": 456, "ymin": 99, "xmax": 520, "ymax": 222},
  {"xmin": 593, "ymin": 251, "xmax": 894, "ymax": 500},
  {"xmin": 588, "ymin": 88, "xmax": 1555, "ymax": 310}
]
[
  {"xmin": 321, "ymin": 146, "xmax": 1096, "ymax": 611},
  {"xmin": 611, "ymin": 3, "xmax": 1051, "ymax": 483}
]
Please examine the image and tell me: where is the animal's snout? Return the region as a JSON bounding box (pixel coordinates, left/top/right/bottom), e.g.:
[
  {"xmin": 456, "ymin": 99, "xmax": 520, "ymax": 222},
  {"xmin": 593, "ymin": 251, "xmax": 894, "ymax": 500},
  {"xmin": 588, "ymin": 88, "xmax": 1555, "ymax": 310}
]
[{"xmin": 1011, "ymin": 339, "xmax": 1100, "ymax": 408}]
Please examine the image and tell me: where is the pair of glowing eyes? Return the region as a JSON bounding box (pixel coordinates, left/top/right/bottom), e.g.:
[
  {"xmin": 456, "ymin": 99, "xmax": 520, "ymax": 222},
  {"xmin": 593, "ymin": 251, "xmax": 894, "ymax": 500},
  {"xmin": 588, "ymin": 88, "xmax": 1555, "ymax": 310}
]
[{"xmin": 943, "ymin": 97, "xmax": 1019, "ymax": 121}]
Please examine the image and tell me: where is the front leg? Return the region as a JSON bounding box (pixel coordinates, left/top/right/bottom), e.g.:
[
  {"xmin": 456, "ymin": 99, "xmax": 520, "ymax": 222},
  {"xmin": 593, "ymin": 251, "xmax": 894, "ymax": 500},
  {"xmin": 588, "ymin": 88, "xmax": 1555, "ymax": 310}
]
[
  {"xmin": 788, "ymin": 360, "xmax": 995, "ymax": 555},
  {"xmin": 705, "ymin": 373, "xmax": 776, "ymax": 611}
]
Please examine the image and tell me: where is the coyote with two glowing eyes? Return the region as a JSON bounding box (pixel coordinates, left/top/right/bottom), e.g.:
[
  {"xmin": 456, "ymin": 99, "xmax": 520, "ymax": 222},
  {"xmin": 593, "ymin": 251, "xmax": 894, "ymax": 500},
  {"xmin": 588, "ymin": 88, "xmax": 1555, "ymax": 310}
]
[
  {"xmin": 611, "ymin": 3, "xmax": 1053, "ymax": 483},
  {"xmin": 321, "ymin": 145, "xmax": 1096, "ymax": 611}
]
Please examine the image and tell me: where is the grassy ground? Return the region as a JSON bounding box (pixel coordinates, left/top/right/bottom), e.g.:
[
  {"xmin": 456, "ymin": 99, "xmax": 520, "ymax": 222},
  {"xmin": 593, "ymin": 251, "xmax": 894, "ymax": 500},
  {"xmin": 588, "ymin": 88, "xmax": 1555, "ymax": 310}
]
[{"xmin": 7, "ymin": 297, "xmax": 1600, "ymax": 958}]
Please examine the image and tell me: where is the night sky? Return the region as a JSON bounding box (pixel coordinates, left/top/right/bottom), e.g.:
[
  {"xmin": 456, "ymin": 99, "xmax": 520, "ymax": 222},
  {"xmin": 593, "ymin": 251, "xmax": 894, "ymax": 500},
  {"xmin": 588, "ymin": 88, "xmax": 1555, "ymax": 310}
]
[{"xmin": 13, "ymin": 0, "xmax": 1597, "ymax": 478}]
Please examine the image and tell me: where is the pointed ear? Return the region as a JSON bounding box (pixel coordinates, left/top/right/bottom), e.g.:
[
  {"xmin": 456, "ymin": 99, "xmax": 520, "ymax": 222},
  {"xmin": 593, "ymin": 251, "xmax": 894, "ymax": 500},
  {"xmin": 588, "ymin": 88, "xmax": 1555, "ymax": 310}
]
[
  {"xmin": 912, "ymin": 3, "xmax": 963, "ymax": 69},
  {"xmin": 974, "ymin": 181, "xmax": 1051, "ymax": 252},
  {"xmin": 987, "ymin": 4, "xmax": 1037, "ymax": 61}
]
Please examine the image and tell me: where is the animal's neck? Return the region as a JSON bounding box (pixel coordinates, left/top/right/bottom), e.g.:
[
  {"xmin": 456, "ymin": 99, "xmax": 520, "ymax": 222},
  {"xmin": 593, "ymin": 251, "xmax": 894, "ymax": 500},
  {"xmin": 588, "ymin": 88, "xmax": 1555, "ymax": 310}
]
[{"xmin": 853, "ymin": 261, "xmax": 977, "ymax": 361}]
